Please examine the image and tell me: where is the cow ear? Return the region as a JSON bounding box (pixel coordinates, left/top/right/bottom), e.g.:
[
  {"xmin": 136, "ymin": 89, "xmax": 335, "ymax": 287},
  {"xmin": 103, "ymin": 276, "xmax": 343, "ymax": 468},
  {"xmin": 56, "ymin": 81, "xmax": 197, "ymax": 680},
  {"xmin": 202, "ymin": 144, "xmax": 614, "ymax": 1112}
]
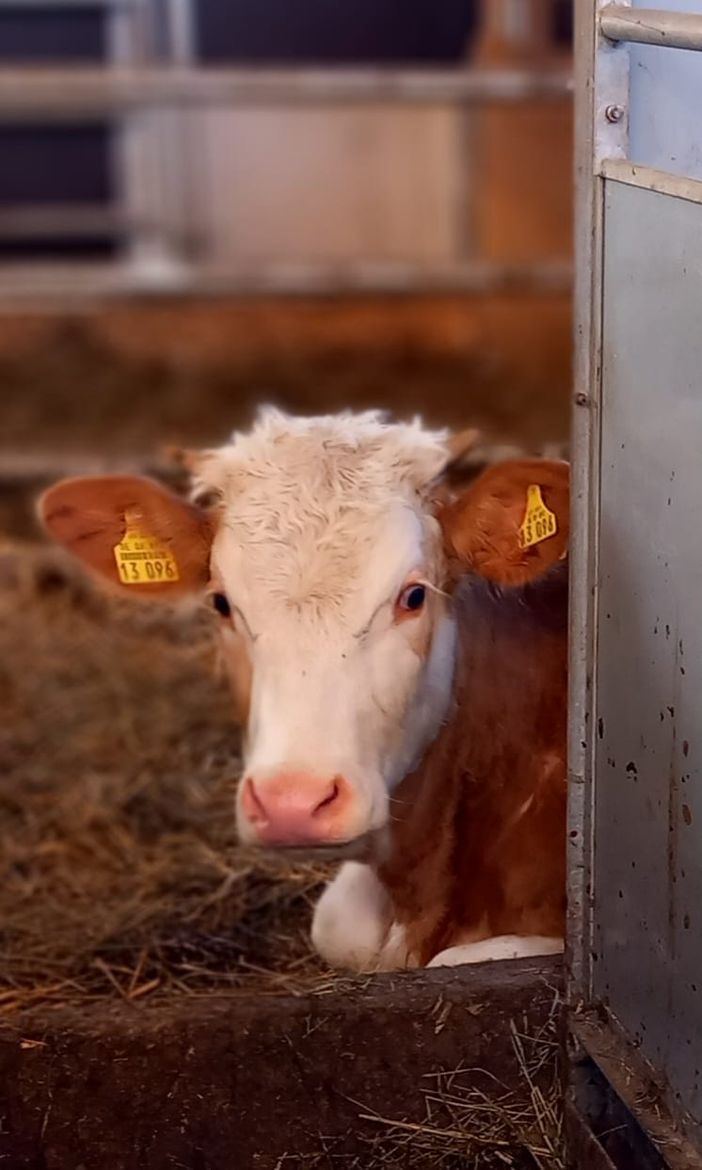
[
  {"xmin": 38, "ymin": 475, "xmax": 212, "ymax": 598},
  {"xmin": 438, "ymin": 459, "xmax": 569, "ymax": 587}
]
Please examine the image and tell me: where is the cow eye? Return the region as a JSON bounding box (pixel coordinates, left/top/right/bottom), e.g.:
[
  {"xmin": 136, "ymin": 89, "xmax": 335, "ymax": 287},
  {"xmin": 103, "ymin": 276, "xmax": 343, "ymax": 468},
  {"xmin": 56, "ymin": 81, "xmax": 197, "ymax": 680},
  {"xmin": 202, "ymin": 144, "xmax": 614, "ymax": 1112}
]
[
  {"xmin": 396, "ymin": 583, "xmax": 427, "ymax": 614},
  {"xmin": 212, "ymin": 592, "xmax": 232, "ymax": 619}
]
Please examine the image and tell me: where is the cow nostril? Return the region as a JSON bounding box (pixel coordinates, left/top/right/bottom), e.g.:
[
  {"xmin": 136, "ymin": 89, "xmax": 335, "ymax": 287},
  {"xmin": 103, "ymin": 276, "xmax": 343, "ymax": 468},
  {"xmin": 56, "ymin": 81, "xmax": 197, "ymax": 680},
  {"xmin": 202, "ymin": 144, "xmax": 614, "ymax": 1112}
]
[
  {"xmin": 242, "ymin": 777, "xmax": 268, "ymax": 825},
  {"xmin": 312, "ymin": 779, "xmax": 341, "ymax": 816}
]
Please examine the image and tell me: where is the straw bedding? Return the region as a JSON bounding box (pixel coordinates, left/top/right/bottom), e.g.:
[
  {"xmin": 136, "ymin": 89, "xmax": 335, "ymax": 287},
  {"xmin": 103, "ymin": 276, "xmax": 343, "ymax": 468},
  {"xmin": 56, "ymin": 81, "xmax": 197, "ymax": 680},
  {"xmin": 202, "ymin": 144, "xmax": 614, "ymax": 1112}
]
[
  {"xmin": 0, "ymin": 544, "xmax": 339, "ymax": 1013},
  {"xmin": 0, "ymin": 501, "xmax": 565, "ymax": 1168}
]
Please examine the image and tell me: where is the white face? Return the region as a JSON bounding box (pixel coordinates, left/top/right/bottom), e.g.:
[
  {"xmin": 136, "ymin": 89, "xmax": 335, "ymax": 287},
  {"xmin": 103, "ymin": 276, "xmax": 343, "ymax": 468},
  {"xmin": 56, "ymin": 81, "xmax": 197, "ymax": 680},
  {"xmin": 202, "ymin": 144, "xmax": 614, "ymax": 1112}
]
[{"xmin": 211, "ymin": 500, "xmax": 456, "ymax": 853}]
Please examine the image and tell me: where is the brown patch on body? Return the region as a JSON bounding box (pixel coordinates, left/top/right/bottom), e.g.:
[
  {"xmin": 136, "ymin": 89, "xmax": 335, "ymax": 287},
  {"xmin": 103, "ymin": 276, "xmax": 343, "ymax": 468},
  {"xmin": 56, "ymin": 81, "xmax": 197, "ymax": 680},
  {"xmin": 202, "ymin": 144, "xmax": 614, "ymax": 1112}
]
[{"xmin": 378, "ymin": 566, "xmax": 567, "ymax": 964}]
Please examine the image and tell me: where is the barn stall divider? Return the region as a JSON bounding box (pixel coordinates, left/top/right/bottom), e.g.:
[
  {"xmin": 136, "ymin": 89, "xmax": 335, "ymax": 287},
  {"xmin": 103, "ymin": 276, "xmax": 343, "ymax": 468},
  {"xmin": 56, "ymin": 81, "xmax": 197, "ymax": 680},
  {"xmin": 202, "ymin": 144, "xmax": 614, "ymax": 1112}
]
[
  {"xmin": 0, "ymin": 6, "xmax": 579, "ymax": 1169},
  {"xmin": 567, "ymin": 3, "xmax": 702, "ymax": 1167}
]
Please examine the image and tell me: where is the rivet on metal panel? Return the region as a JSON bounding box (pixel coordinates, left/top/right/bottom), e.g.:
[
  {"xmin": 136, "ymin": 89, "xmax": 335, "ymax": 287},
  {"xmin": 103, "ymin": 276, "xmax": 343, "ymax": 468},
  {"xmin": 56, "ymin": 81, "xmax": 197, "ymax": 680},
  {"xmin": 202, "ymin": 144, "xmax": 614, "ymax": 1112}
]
[{"xmin": 604, "ymin": 104, "xmax": 625, "ymax": 124}]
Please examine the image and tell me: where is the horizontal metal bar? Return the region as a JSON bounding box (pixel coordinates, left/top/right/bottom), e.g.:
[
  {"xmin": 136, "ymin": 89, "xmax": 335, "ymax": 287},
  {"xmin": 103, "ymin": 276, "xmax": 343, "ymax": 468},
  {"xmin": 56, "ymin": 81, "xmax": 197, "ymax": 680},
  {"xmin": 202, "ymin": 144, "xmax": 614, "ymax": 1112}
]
[
  {"xmin": 0, "ymin": 452, "xmax": 153, "ymax": 479},
  {"xmin": 571, "ymin": 1015, "xmax": 702, "ymax": 1169},
  {"xmin": 599, "ymin": 6, "xmax": 702, "ymax": 52},
  {"xmin": 0, "ymin": 257, "xmax": 573, "ymax": 301},
  {"xmin": 0, "ymin": 0, "xmax": 142, "ymax": 7},
  {"xmin": 0, "ymin": 203, "xmax": 130, "ymax": 241},
  {"xmin": 600, "ymin": 159, "xmax": 702, "ymax": 207},
  {"xmin": 0, "ymin": 66, "xmax": 572, "ymax": 120}
]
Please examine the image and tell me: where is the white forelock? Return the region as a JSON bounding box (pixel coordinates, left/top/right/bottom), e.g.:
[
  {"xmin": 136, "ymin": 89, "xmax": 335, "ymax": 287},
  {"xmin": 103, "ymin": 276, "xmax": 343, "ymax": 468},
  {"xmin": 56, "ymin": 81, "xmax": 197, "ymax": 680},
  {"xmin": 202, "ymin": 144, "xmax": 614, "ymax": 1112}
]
[
  {"xmin": 194, "ymin": 407, "xmax": 450, "ymax": 498},
  {"xmin": 194, "ymin": 408, "xmax": 450, "ymax": 620}
]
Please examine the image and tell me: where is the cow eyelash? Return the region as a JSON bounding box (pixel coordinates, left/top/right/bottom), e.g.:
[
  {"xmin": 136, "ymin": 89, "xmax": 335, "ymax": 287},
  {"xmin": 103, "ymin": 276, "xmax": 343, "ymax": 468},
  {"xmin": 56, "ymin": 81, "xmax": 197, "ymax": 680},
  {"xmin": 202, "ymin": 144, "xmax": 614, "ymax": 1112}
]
[{"xmin": 423, "ymin": 581, "xmax": 451, "ymax": 601}]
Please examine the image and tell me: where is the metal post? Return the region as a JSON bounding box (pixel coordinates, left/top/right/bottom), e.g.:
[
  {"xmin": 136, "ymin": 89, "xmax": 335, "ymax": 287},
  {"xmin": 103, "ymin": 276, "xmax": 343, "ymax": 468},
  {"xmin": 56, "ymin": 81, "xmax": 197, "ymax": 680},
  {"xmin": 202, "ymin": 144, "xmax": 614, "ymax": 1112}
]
[
  {"xmin": 567, "ymin": 0, "xmax": 627, "ymax": 1000},
  {"xmin": 473, "ymin": 0, "xmax": 554, "ymax": 65},
  {"xmin": 109, "ymin": 0, "xmax": 192, "ymax": 287},
  {"xmin": 158, "ymin": 0, "xmax": 204, "ymax": 266}
]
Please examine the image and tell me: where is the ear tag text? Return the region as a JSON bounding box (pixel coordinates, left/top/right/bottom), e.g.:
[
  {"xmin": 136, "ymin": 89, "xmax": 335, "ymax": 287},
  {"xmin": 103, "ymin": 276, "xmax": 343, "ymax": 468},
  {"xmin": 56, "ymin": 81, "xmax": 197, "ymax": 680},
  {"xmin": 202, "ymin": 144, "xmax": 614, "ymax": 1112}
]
[
  {"xmin": 519, "ymin": 484, "xmax": 557, "ymax": 550},
  {"xmin": 113, "ymin": 508, "xmax": 180, "ymax": 585}
]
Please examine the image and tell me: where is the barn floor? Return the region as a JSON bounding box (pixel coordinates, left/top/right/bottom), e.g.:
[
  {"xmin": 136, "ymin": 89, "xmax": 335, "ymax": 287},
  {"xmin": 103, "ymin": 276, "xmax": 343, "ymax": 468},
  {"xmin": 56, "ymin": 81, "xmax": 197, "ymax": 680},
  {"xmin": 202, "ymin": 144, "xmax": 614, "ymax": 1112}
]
[
  {"xmin": 0, "ymin": 545, "xmax": 565, "ymax": 1169},
  {"xmin": 0, "ymin": 305, "xmax": 570, "ymax": 1167},
  {"xmin": 0, "ymin": 546, "xmax": 334, "ymax": 1010}
]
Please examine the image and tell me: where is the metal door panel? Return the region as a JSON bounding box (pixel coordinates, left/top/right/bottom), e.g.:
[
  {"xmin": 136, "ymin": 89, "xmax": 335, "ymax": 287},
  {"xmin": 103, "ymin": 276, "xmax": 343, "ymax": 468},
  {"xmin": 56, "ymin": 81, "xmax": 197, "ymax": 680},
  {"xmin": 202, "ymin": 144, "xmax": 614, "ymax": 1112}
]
[
  {"xmin": 571, "ymin": 3, "xmax": 702, "ymax": 1161},
  {"xmin": 594, "ymin": 179, "xmax": 702, "ymax": 1133}
]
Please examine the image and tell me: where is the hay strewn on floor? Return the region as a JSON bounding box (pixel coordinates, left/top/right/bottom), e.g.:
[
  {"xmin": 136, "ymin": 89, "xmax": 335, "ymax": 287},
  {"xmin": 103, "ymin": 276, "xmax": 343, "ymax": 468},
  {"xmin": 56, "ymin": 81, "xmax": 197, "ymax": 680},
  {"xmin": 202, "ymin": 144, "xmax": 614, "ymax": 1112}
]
[
  {"xmin": 0, "ymin": 546, "xmax": 564, "ymax": 1167},
  {"xmin": 0, "ymin": 545, "xmax": 337, "ymax": 1012},
  {"xmin": 357, "ymin": 1001, "xmax": 564, "ymax": 1169},
  {"xmin": 278, "ymin": 994, "xmax": 564, "ymax": 1169}
]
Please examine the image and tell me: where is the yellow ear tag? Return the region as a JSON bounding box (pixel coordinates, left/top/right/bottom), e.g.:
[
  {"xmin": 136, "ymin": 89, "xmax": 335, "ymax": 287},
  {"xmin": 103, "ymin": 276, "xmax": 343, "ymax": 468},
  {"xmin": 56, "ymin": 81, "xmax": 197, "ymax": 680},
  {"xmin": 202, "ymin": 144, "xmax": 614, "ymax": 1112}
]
[
  {"xmin": 518, "ymin": 484, "xmax": 558, "ymax": 550},
  {"xmin": 113, "ymin": 508, "xmax": 180, "ymax": 586}
]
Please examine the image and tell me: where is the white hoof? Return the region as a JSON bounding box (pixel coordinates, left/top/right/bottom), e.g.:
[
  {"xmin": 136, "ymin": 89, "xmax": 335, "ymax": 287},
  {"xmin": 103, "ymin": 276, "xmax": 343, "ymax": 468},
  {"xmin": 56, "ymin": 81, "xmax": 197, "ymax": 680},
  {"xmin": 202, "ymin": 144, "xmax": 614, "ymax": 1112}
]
[{"xmin": 427, "ymin": 935, "xmax": 564, "ymax": 967}]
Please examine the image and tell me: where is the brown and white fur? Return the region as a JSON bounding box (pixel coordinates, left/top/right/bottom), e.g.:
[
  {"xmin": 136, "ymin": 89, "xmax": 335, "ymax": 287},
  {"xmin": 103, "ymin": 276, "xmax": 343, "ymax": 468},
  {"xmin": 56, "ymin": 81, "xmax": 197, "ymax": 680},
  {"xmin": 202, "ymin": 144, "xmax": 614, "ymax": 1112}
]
[{"xmin": 39, "ymin": 409, "xmax": 569, "ymax": 970}]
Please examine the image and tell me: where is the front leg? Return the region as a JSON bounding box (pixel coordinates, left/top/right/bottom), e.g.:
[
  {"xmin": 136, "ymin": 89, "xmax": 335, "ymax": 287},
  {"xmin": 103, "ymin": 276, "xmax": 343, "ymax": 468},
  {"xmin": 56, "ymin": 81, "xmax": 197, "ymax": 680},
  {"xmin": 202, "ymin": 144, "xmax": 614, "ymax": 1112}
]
[{"xmin": 311, "ymin": 861, "xmax": 394, "ymax": 972}]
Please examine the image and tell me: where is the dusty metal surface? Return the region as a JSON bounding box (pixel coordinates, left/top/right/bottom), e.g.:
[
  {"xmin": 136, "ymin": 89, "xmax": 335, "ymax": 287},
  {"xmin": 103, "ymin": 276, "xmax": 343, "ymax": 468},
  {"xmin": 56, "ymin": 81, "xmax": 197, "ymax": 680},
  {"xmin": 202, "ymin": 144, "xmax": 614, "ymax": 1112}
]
[
  {"xmin": 591, "ymin": 178, "xmax": 702, "ymax": 1136},
  {"xmin": 624, "ymin": 1, "xmax": 702, "ymax": 184},
  {"xmin": 568, "ymin": 0, "xmax": 613, "ymax": 1004},
  {"xmin": 569, "ymin": 3, "xmax": 702, "ymax": 1164},
  {"xmin": 570, "ymin": 1016, "xmax": 702, "ymax": 1170}
]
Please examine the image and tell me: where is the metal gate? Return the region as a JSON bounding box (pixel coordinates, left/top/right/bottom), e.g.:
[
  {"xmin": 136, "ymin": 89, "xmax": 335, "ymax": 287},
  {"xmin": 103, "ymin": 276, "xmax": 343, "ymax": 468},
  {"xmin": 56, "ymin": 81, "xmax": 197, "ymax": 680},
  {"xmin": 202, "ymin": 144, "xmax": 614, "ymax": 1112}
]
[
  {"xmin": 569, "ymin": 3, "xmax": 702, "ymax": 1166},
  {"xmin": 0, "ymin": 0, "xmax": 572, "ymax": 298}
]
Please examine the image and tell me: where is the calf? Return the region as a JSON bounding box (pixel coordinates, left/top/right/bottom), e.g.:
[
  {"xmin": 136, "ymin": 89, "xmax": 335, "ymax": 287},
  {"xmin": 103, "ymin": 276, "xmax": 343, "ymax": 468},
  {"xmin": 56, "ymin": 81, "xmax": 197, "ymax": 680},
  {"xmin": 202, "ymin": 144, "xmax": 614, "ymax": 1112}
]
[{"xmin": 39, "ymin": 409, "xmax": 568, "ymax": 970}]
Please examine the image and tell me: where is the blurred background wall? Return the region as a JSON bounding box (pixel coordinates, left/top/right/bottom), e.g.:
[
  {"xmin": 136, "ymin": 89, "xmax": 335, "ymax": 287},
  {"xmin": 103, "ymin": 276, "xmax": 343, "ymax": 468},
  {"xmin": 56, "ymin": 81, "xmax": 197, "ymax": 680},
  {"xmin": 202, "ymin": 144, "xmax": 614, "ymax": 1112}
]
[{"xmin": 0, "ymin": 0, "xmax": 573, "ymax": 508}]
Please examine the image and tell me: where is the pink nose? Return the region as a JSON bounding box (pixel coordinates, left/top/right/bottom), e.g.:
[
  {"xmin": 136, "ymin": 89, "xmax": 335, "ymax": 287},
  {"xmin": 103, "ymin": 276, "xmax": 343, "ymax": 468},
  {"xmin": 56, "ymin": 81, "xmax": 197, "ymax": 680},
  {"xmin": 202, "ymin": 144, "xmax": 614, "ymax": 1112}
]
[{"xmin": 240, "ymin": 771, "xmax": 352, "ymax": 846}]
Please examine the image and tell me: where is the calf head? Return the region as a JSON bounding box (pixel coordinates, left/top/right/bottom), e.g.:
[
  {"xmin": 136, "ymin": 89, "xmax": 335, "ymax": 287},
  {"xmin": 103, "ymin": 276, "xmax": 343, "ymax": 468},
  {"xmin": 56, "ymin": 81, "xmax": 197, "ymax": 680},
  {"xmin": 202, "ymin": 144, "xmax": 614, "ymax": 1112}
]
[{"xmin": 39, "ymin": 410, "xmax": 568, "ymax": 855}]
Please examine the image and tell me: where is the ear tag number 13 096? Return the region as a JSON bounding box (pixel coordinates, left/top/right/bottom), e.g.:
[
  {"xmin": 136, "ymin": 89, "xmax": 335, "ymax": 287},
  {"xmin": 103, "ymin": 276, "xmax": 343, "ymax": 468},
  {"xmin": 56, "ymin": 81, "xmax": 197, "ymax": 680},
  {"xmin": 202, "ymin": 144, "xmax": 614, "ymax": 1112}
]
[{"xmin": 113, "ymin": 509, "xmax": 180, "ymax": 585}]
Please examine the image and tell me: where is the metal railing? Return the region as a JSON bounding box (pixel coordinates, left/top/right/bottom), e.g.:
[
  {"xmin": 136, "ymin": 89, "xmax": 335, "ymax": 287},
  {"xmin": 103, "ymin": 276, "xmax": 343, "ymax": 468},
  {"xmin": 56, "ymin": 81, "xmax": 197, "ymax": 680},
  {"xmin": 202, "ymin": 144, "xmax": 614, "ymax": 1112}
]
[
  {"xmin": 0, "ymin": 0, "xmax": 139, "ymax": 7},
  {"xmin": 0, "ymin": 204, "xmax": 131, "ymax": 242},
  {"xmin": 600, "ymin": 6, "xmax": 702, "ymax": 52},
  {"xmin": 0, "ymin": 0, "xmax": 573, "ymax": 299},
  {"xmin": 0, "ymin": 257, "xmax": 575, "ymax": 299},
  {"xmin": 0, "ymin": 66, "xmax": 571, "ymax": 120}
]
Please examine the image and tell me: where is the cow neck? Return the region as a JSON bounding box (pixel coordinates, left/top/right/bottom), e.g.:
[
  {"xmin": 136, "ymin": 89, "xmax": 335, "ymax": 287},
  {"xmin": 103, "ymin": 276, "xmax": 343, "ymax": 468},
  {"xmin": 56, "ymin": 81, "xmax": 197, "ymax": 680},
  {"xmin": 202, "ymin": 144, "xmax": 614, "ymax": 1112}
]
[{"xmin": 375, "ymin": 564, "xmax": 569, "ymax": 964}]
